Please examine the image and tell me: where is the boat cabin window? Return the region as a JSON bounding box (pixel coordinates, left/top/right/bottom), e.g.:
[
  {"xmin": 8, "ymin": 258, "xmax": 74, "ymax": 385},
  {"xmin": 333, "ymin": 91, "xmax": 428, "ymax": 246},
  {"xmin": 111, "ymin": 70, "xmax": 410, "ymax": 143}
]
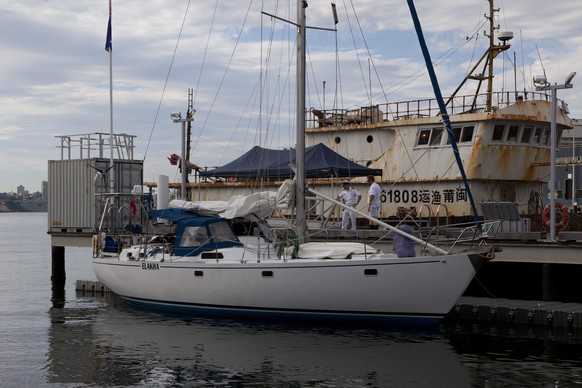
[
  {"xmin": 541, "ymin": 128, "xmax": 550, "ymax": 146},
  {"xmin": 416, "ymin": 127, "xmax": 444, "ymax": 147},
  {"xmin": 533, "ymin": 127, "xmax": 542, "ymax": 144},
  {"xmin": 460, "ymin": 126, "xmax": 474, "ymax": 142},
  {"xmin": 417, "ymin": 130, "xmax": 430, "ymax": 145},
  {"xmin": 491, "ymin": 124, "xmax": 551, "ymax": 147},
  {"xmin": 430, "ymin": 128, "xmax": 443, "ymax": 145},
  {"xmin": 506, "ymin": 125, "xmax": 519, "ymax": 142},
  {"xmin": 520, "ymin": 126, "xmax": 533, "ymax": 143},
  {"xmin": 446, "ymin": 125, "xmax": 474, "ymax": 145},
  {"xmin": 180, "ymin": 226, "xmax": 210, "ymax": 247},
  {"xmin": 492, "ymin": 124, "xmax": 505, "ymax": 141},
  {"xmin": 208, "ymin": 221, "xmax": 239, "ymax": 244}
]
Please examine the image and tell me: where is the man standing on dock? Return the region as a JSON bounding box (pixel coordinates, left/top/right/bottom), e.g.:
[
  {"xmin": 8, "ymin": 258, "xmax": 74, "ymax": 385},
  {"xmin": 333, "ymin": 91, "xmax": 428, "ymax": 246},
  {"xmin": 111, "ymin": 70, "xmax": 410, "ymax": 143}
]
[
  {"xmin": 337, "ymin": 181, "xmax": 361, "ymax": 230},
  {"xmin": 367, "ymin": 175, "xmax": 382, "ymax": 229}
]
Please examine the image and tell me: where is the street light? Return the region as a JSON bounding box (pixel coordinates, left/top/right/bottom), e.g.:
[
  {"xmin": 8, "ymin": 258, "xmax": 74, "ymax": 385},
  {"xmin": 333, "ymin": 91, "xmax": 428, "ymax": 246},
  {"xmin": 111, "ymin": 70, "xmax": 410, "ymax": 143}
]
[
  {"xmin": 171, "ymin": 110, "xmax": 196, "ymax": 200},
  {"xmin": 534, "ymin": 72, "xmax": 576, "ymax": 241}
]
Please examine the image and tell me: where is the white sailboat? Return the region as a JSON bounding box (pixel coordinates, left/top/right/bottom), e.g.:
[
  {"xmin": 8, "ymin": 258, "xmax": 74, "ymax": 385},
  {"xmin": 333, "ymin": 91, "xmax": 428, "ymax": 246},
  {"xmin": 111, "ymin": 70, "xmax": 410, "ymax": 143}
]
[{"xmin": 93, "ymin": 1, "xmax": 495, "ymax": 326}]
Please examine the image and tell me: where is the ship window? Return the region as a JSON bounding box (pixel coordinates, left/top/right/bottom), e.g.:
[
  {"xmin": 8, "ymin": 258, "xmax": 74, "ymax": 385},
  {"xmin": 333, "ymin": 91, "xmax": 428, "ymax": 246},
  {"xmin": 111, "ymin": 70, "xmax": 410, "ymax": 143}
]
[
  {"xmin": 430, "ymin": 128, "xmax": 443, "ymax": 145},
  {"xmin": 533, "ymin": 127, "xmax": 542, "ymax": 144},
  {"xmin": 451, "ymin": 127, "xmax": 462, "ymax": 142},
  {"xmin": 417, "ymin": 128, "xmax": 444, "ymax": 147},
  {"xmin": 460, "ymin": 126, "xmax": 474, "ymax": 142},
  {"xmin": 492, "ymin": 124, "xmax": 505, "ymax": 141},
  {"xmin": 367, "ymin": 135, "xmax": 374, "ymax": 143},
  {"xmin": 418, "ymin": 130, "xmax": 430, "ymax": 145},
  {"xmin": 506, "ymin": 125, "xmax": 520, "ymax": 142},
  {"xmin": 335, "ymin": 136, "xmax": 341, "ymax": 144},
  {"xmin": 521, "ymin": 126, "xmax": 533, "ymax": 143},
  {"xmin": 446, "ymin": 126, "xmax": 470, "ymax": 144},
  {"xmin": 541, "ymin": 128, "xmax": 550, "ymax": 145}
]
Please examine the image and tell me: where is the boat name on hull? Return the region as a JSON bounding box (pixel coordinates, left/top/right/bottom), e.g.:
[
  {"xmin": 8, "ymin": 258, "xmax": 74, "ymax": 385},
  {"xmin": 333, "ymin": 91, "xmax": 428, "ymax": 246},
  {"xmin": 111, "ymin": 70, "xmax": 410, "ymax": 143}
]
[{"xmin": 141, "ymin": 262, "xmax": 160, "ymax": 270}]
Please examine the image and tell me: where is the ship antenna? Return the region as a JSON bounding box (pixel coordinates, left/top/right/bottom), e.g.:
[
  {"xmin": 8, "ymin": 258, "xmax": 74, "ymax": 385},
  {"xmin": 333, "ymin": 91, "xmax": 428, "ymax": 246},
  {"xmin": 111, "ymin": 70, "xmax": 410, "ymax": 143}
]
[{"xmin": 535, "ymin": 45, "xmax": 547, "ymax": 79}]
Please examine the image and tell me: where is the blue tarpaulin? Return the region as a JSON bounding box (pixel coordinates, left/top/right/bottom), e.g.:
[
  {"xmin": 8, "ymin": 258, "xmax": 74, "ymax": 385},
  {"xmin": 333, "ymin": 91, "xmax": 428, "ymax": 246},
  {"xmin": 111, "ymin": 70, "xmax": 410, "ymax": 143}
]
[{"xmin": 199, "ymin": 143, "xmax": 382, "ymax": 179}]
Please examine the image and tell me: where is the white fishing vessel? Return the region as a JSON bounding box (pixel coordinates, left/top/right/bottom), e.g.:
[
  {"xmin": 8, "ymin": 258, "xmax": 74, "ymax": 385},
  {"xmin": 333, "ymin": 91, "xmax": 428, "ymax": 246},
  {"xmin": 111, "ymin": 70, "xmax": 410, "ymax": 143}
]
[
  {"xmin": 93, "ymin": 1, "xmax": 496, "ymax": 326},
  {"xmin": 183, "ymin": 0, "xmax": 574, "ymax": 238}
]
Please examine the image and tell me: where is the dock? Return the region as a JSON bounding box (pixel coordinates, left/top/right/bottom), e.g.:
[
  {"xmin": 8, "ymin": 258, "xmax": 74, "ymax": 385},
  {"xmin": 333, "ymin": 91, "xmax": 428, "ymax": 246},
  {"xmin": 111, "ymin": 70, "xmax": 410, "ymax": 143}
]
[
  {"xmin": 450, "ymin": 296, "xmax": 582, "ymax": 327},
  {"xmin": 75, "ymin": 280, "xmax": 112, "ymax": 294}
]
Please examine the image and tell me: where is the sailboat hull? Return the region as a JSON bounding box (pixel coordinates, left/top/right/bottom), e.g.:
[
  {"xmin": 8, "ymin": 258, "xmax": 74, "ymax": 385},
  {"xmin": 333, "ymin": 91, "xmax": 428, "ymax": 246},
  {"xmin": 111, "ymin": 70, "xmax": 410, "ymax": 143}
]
[{"xmin": 93, "ymin": 253, "xmax": 481, "ymax": 326}]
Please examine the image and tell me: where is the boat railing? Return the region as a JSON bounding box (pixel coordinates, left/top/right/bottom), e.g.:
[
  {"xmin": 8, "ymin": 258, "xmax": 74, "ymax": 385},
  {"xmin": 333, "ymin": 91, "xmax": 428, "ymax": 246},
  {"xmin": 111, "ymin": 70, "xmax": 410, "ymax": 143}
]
[
  {"xmin": 420, "ymin": 219, "xmax": 502, "ymax": 254},
  {"xmin": 307, "ymin": 91, "xmax": 554, "ymax": 128}
]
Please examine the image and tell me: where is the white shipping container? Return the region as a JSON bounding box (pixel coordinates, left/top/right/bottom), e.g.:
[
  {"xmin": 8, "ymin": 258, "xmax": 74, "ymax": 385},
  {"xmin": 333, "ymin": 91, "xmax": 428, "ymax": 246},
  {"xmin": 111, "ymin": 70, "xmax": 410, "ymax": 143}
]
[{"xmin": 48, "ymin": 158, "xmax": 143, "ymax": 236}]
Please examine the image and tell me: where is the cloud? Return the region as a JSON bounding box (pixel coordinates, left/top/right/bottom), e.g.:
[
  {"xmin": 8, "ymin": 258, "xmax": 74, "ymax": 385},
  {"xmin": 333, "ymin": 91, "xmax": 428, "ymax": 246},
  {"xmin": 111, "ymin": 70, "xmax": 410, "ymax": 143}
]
[{"xmin": 0, "ymin": 0, "xmax": 580, "ymax": 193}]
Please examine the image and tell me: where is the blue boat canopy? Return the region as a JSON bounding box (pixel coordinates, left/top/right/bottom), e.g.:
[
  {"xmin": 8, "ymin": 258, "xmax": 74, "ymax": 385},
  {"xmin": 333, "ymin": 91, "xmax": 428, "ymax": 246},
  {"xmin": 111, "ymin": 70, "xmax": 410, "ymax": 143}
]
[
  {"xmin": 199, "ymin": 143, "xmax": 382, "ymax": 179},
  {"xmin": 150, "ymin": 209, "xmax": 243, "ymax": 257}
]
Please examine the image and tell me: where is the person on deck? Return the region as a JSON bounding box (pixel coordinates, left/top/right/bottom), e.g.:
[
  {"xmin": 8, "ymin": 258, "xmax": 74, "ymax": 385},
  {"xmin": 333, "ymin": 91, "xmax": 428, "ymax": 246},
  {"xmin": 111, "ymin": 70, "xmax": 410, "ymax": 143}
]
[
  {"xmin": 367, "ymin": 175, "xmax": 382, "ymax": 229},
  {"xmin": 337, "ymin": 181, "xmax": 362, "ymax": 230}
]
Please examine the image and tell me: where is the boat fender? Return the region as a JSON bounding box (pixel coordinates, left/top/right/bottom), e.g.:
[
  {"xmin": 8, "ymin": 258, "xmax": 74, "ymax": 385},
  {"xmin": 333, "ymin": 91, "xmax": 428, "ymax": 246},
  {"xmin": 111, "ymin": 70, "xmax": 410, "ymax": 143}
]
[
  {"xmin": 542, "ymin": 202, "xmax": 569, "ymax": 231},
  {"xmin": 92, "ymin": 235, "xmax": 101, "ymax": 257}
]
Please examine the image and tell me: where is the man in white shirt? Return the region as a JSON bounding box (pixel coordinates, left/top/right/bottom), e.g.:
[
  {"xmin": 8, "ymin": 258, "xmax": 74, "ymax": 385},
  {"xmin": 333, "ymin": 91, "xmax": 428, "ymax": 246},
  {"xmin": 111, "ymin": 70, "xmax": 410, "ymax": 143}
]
[
  {"xmin": 337, "ymin": 181, "xmax": 361, "ymax": 230},
  {"xmin": 367, "ymin": 175, "xmax": 382, "ymax": 229}
]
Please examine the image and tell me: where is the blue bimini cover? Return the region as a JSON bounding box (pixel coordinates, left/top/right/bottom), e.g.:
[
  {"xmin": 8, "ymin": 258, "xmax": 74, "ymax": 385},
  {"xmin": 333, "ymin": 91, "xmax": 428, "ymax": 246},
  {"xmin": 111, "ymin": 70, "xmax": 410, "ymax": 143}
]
[{"xmin": 149, "ymin": 209, "xmax": 243, "ymax": 257}]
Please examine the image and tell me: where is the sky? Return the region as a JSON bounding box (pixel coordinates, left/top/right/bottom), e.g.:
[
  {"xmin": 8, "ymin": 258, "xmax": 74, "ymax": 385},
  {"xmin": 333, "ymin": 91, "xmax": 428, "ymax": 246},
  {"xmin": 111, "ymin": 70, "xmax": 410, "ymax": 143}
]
[{"xmin": 1, "ymin": 0, "xmax": 581, "ymax": 194}]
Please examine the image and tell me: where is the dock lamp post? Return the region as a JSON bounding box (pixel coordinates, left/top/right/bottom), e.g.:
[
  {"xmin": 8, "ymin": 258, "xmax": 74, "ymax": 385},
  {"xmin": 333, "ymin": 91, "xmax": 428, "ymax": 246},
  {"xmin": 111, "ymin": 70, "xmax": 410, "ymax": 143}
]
[
  {"xmin": 171, "ymin": 110, "xmax": 195, "ymax": 200},
  {"xmin": 534, "ymin": 72, "xmax": 576, "ymax": 241}
]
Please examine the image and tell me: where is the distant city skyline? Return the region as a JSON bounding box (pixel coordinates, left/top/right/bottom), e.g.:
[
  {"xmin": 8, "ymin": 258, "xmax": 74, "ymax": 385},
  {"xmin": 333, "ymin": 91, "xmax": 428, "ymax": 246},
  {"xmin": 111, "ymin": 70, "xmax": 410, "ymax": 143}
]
[{"xmin": 5, "ymin": 181, "xmax": 47, "ymax": 196}]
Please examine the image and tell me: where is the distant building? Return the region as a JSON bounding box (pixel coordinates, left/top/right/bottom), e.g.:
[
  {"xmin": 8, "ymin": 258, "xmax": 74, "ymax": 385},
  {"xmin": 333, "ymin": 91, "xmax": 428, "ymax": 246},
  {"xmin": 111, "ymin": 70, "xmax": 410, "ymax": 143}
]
[
  {"xmin": 41, "ymin": 181, "xmax": 48, "ymax": 200},
  {"xmin": 16, "ymin": 185, "xmax": 27, "ymax": 198},
  {"xmin": 555, "ymin": 118, "xmax": 582, "ymax": 207}
]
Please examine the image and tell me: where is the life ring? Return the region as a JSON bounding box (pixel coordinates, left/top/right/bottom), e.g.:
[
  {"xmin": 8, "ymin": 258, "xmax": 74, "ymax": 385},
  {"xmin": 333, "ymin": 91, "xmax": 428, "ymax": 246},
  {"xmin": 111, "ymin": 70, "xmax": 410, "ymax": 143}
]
[{"xmin": 542, "ymin": 202, "xmax": 569, "ymax": 231}]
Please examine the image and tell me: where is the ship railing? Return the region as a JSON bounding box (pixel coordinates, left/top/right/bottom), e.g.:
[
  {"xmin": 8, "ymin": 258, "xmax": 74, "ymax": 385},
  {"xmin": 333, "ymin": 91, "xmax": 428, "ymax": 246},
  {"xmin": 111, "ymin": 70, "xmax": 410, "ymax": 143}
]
[
  {"xmin": 306, "ymin": 91, "xmax": 556, "ymax": 129},
  {"xmin": 55, "ymin": 132, "xmax": 136, "ymax": 160}
]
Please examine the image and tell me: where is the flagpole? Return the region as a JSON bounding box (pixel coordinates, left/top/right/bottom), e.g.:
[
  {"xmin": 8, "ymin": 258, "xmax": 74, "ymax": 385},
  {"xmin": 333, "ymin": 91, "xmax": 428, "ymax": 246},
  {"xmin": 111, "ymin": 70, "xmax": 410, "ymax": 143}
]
[{"xmin": 106, "ymin": 0, "xmax": 114, "ymax": 194}]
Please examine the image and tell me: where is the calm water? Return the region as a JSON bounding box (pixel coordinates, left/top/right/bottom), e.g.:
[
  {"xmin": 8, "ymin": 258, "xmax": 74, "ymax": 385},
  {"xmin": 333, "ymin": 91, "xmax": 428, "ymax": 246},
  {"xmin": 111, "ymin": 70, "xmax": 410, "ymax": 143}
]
[{"xmin": 2, "ymin": 212, "xmax": 582, "ymax": 387}]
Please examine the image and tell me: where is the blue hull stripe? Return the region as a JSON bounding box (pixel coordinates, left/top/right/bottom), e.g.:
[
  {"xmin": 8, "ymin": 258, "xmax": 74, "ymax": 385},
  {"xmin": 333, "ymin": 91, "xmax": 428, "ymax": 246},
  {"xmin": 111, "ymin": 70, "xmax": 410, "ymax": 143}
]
[{"xmin": 120, "ymin": 295, "xmax": 443, "ymax": 327}]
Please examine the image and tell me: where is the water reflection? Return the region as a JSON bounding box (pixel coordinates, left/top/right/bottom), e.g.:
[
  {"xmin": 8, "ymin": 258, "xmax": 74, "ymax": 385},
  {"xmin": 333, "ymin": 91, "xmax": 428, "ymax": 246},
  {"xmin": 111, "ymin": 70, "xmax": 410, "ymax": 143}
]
[
  {"xmin": 46, "ymin": 295, "xmax": 471, "ymax": 387},
  {"xmin": 445, "ymin": 320, "xmax": 582, "ymax": 387}
]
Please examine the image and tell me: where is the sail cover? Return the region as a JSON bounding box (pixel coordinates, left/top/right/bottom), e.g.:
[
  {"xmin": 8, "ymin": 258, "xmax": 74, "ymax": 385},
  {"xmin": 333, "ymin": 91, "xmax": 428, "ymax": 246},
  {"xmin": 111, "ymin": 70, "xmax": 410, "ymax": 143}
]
[{"xmin": 199, "ymin": 143, "xmax": 382, "ymax": 179}]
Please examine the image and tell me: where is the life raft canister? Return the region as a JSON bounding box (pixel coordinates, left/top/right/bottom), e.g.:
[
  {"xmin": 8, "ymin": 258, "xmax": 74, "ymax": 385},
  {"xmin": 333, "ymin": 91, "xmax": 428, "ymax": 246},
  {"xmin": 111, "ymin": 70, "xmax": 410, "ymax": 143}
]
[{"xmin": 542, "ymin": 202, "xmax": 570, "ymax": 231}]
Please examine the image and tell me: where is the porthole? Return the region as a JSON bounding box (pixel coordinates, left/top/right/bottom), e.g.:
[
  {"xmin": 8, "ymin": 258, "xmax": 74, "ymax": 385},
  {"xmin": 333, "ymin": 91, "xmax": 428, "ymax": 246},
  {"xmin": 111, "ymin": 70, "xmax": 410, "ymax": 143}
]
[
  {"xmin": 334, "ymin": 136, "xmax": 341, "ymax": 144},
  {"xmin": 367, "ymin": 135, "xmax": 373, "ymax": 143}
]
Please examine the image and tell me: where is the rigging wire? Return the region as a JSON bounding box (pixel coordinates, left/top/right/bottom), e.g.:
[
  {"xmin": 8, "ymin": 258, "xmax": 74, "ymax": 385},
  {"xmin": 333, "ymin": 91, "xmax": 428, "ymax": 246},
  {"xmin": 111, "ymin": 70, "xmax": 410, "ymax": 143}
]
[
  {"xmin": 141, "ymin": 0, "xmax": 192, "ymax": 185},
  {"xmin": 191, "ymin": 0, "xmax": 220, "ymax": 106},
  {"xmin": 190, "ymin": 0, "xmax": 255, "ymax": 157}
]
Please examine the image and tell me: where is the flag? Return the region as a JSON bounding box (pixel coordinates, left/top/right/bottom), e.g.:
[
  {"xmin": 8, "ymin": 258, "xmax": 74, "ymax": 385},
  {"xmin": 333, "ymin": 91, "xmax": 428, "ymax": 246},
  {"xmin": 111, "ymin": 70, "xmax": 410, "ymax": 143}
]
[{"xmin": 105, "ymin": 2, "xmax": 112, "ymax": 52}]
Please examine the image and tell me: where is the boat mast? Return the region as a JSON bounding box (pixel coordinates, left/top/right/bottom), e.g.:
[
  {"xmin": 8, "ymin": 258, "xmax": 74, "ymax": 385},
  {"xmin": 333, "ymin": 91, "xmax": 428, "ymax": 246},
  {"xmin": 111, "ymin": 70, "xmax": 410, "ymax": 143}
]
[
  {"xmin": 295, "ymin": 0, "xmax": 308, "ymax": 242},
  {"xmin": 445, "ymin": 0, "xmax": 510, "ymax": 112},
  {"xmin": 107, "ymin": 0, "xmax": 115, "ymax": 193},
  {"xmin": 485, "ymin": 0, "xmax": 495, "ymax": 111}
]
